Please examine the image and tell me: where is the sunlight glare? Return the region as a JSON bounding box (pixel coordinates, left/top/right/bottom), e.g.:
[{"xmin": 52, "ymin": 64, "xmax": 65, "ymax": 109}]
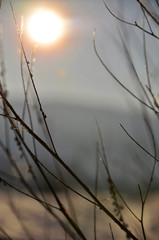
[{"xmin": 28, "ymin": 9, "xmax": 63, "ymax": 44}]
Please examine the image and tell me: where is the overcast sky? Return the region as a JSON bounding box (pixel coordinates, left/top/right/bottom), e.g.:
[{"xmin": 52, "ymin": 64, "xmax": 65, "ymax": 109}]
[{"xmin": 0, "ymin": 0, "xmax": 157, "ymax": 111}]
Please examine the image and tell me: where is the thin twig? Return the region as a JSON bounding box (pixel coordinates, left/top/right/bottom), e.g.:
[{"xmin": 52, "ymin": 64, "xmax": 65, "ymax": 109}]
[
  {"xmin": 94, "ymin": 143, "xmax": 99, "ymax": 240},
  {"xmin": 0, "ymin": 112, "xmax": 16, "ymax": 119},
  {"xmin": 135, "ymin": 114, "xmax": 157, "ymax": 240},
  {"xmin": 19, "ymin": 17, "xmax": 47, "ymax": 203},
  {"xmin": 96, "ymin": 120, "xmax": 140, "ymax": 222},
  {"xmin": 119, "ymin": 32, "xmax": 156, "ymax": 113},
  {"xmin": 156, "ymin": 0, "xmax": 159, "ymax": 7},
  {"xmin": 93, "ymin": 30, "xmax": 154, "ymax": 111},
  {"xmin": 6, "ymin": 190, "xmax": 35, "ymax": 240},
  {"xmin": 9, "ymin": 0, "xmax": 57, "ymax": 154},
  {"xmin": 103, "ymin": 0, "xmax": 159, "ymax": 40},
  {"xmin": 0, "ymin": 124, "xmax": 78, "ymax": 239},
  {"xmin": 0, "ymin": 86, "xmax": 138, "ymax": 240},
  {"xmin": 138, "ymin": 185, "xmax": 146, "ymax": 240},
  {"xmin": 143, "ymin": 117, "xmax": 157, "ymax": 202},
  {"xmin": 136, "ymin": 0, "xmax": 159, "ymax": 25},
  {"xmin": 102, "ymin": 0, "xmax": 135, "ymax": 26},
  {"xmin": 142, "ymin": 20, "xmax": 151, "ymax": 91},
  {"xmin": 120, "ymin": 123, "xmax": 159, "ymax": 162},
  {"xmin": 0, "ymin": 177, "xmax": 59, "ymax": 210},
  {"xmin": 141, "ymin": 7, "xmax": 153, "ymax": 34},
  {"xmin": 0, "ymin": 226, "xmax": 13, "ymax": 240},
  {"xmin": 109, "ymin": 223, "xmax": 115, "ymax": 240}
]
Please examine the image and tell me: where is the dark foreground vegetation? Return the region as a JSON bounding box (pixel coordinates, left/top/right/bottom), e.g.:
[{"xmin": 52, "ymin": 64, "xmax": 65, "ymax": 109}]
[{"xmin": 0, "ymin": 1, "xmax": 159, "ymax": 239}]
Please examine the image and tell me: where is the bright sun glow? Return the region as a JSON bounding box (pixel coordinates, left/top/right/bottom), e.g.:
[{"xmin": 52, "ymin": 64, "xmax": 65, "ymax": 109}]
[{"xmin": 28, "ymin": 9, "xmax": 63, "ymax": 44}]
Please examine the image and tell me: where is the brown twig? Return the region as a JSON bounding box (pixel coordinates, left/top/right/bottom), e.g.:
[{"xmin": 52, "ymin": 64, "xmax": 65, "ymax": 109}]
[
  {"xmin": 103, "ymin": 0, "xmax": 159, "ymax": 40},
  {"xmin": 93, "ymin": 30, "xmax": 155, "ymax": 111},
  {"xmin": 9, "ymin": 0, "xmax": 57, "ymax": 154},
  {"xmin": 120, "ymin": 123, "xmax": 159, "ymax": 162},
  {"xmin": 0, "ymin": 85, "xmax": 138, "ymax": 240}
]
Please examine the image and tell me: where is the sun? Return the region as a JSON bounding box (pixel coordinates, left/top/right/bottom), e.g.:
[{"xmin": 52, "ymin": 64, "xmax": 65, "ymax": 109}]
[{"xmin": 28, "ymin": 9, "xmax": 63, "ymax": 44}]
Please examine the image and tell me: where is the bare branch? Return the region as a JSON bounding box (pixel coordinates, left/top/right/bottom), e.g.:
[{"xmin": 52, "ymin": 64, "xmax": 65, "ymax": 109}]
[
  {"xmin": 103, "ymin": 0, "xmax": 159, "ymax": 40},
  {"xmin": 93, "ymin": 30, "xmax": 155, "ymax": 111},
  {"xmin": 136, "ymin": 0, "xmax": 159, "ymax": 25},
  {"xmin": 120, "ymin": 124, "xmax": 159, "ymax": 162}
]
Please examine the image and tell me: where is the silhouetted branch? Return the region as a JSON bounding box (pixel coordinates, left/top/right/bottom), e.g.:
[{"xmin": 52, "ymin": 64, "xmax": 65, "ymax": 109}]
[
  {"xmin": 103, "ymin": 0, "xmax": 159, "ymax": 40},
  {"xmin": 136, "ymin": 0, "xmax": 159, "ymax": 25},
  {"xmin": 120, "ymin": 124, "xmax": 159, "ymax": 162},
  {"xmin": 93, "ymin": 30, "xmax": 155, "ymax": 111}
]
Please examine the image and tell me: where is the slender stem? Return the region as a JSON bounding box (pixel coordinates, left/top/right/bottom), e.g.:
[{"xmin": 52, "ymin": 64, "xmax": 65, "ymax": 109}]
[
  {"xmin": 0, "ymin": 226, "xmax": 13, "ymax": 240},
  {"xmin": 103, "ymin": 0, "xmax": 159, "ymax": 40},
  {"xmin": 143, "ymin": 117, "xmax": 157, "ymax": 203},
  {"xmin": 120, "ymin": 124, "xmax": 159, "ymax": 162},
  {"xmin": 6, "ymin": 191, "xmax": 34, "ymax": 240},
  {"xmin": 136, "ymin": 0, "xmax": 159, "ymax": 25},
  {"xmin": 0, "ymin": 177, "xmax": 59, "ymax": 210},
  {"xmin": 0, "ymin": 88, "xmax": 138, "ymax": 240},
  {"xmin": 109, "ymin": 223, "xmax": 115, "ymax": 240},
  {"xmin": 93, "ymin": 30, "xmax": 155, "ymax": 111},
  {"xmin": 156, "ymin": 0, "xmax": 159, "ymax": 7},
  {"xmin": 9, "ymin": 0, "xmax": 57, "ymax": 154},
  {"xmin": 94, "ymin": 143, "xmax": 99, "ymax": 240},
  {"xmin": 0, "ymin": 93, "xmax": 84, "ymax": 240},
  {"xmin": 119, "ymin": 33, "xmax": 156, "ymax": 113},
  {"xmin": 96, "ymin": 120, "xmax": 140, "ymax": 222},
  {"xmin": 138, "ymin": 185, "xmax": 146, "ymax": 240}
]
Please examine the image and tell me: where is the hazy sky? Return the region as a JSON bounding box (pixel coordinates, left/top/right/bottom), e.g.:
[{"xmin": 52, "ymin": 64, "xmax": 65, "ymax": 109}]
[{"xmin": 1, "ymin": 0, "xmax": 157, "ymax": 111}]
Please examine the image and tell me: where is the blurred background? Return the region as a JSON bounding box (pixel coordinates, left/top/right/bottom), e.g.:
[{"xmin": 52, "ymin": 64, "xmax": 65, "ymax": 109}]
[{"xmin": 0, "ymin": 0, "xmax": 159, "ymax": 193}]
